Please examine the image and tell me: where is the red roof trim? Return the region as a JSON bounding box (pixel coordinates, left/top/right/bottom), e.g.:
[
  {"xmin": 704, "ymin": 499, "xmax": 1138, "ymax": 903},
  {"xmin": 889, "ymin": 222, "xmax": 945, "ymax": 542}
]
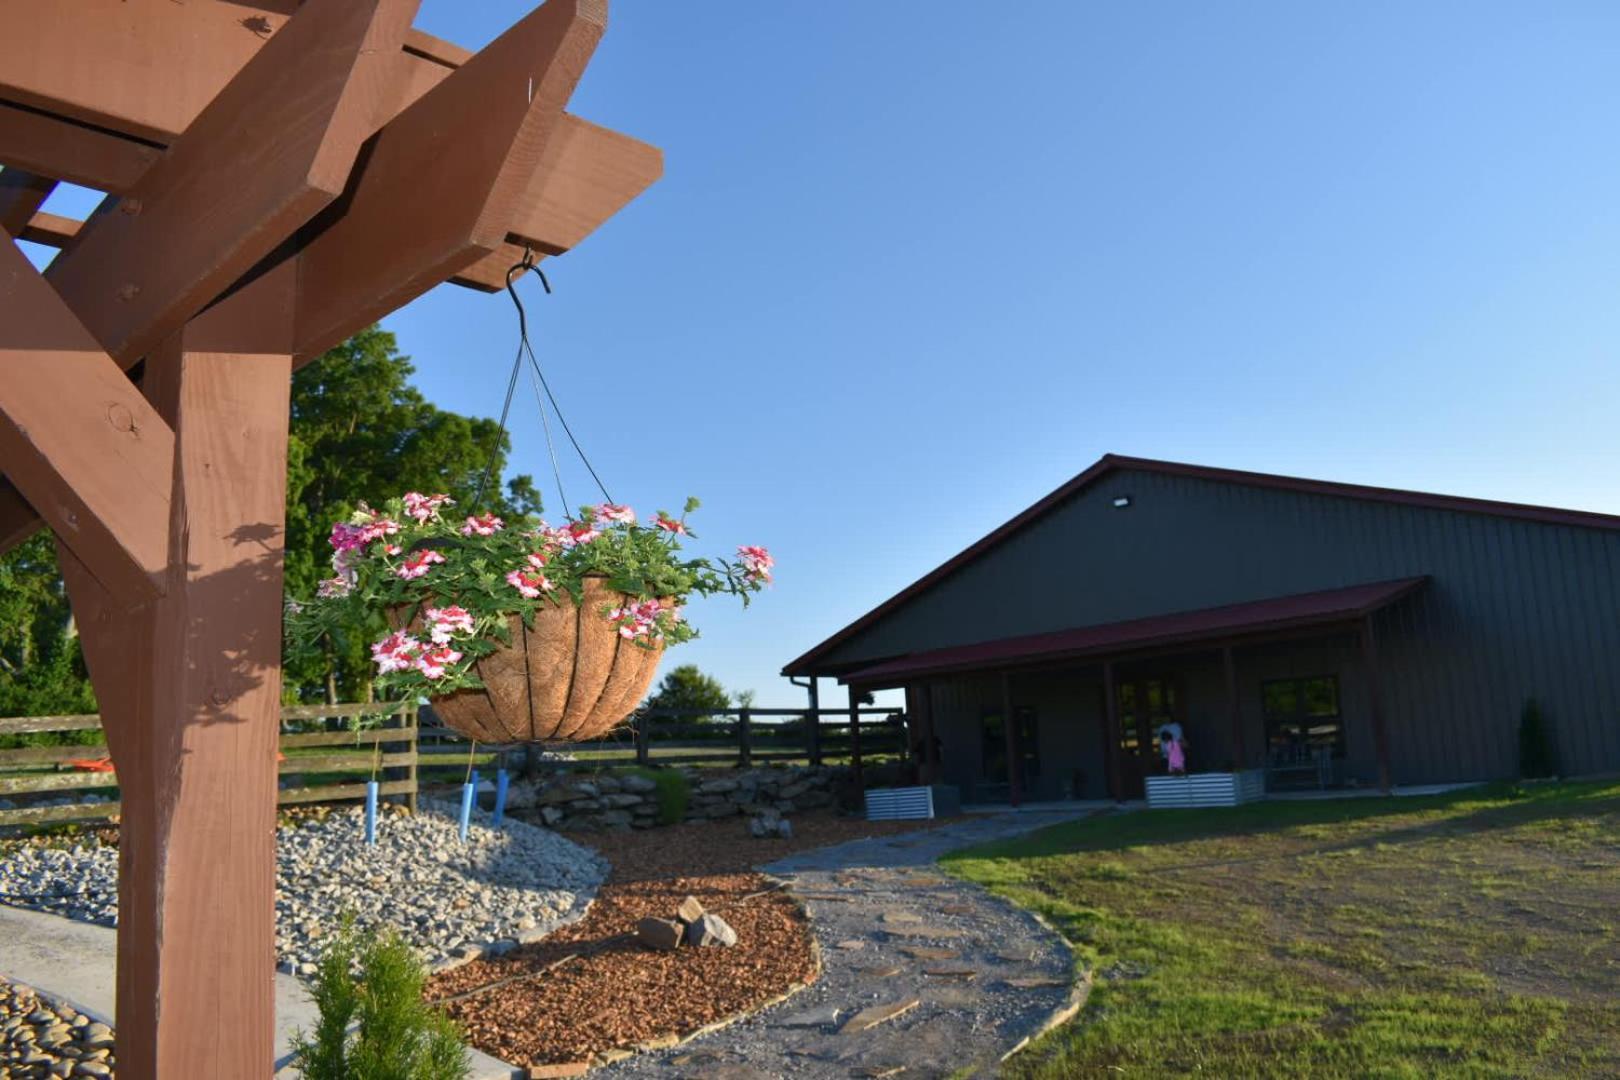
[
  {"xmin": 782, "ymin": 453, "xmax": 1620, "ymax": 676},
  {"xmin": 838, "ymin": 577, "xmax": 1428, "ymax": 686}
]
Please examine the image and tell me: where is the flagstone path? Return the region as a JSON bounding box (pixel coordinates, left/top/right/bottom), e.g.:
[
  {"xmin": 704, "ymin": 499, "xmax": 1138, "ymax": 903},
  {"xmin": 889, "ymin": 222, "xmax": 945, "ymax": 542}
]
[{"xmin": 602, "ymin": 808, "xmax": 1101, "ymax": 1079}]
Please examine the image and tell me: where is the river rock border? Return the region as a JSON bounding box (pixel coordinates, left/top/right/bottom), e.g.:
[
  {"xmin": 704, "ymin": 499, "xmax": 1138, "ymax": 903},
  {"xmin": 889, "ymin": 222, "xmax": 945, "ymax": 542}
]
[{"xmin": 503, "ymin": 765, "xmax": 843, "ymax": 834}]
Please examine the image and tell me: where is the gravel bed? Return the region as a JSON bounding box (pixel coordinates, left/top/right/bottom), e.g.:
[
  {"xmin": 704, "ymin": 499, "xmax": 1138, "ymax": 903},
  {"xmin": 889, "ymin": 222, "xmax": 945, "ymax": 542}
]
[
  {"xmin": 0, "ymin": 801, "xmax": 606, "ymax": 974},
  {"xmin": 0, "ymin": 977, "xmax": 115, "ymax": 1079}
]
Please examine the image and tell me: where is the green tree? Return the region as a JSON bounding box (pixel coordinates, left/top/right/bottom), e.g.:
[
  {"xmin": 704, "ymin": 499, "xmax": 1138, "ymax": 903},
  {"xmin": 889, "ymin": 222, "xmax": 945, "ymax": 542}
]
[
  {"xmin": 643, "ymin": 664, "xmax": 732, "ymax": 721},
  {"xmin": 284, "ymin": 326, "xmax": 539, "ymax": 703},
  {"xmin": 0, "ymin": 532, "xmax": 96, "ymax": 720}
]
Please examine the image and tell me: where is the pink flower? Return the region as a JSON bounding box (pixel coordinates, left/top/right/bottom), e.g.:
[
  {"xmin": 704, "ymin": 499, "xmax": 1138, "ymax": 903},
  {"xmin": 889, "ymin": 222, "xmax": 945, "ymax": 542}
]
[
  {"xmin": 414, "ymin": 644, "xmax": 462, "ymax": 680},
  {"xmin": 358, "ymin": 517, "xmax": 400, "ymax": 545},
  {"xmin": 397, "ymin": 549, "xmax": 445, "ymax": 580},
  {"xmin": 506, "ymin": 568, "xmax": 553, "ymax": 599},
  {"xmin": 608, "ymin": 599, "xmax": 666, "ymax": 640},
  {"xmin": 330, "ymin": 522, "xmax": 368, "ymax": 553},
  {"xmin": 424, "ymin": 605, "xmax": 475, "ymax": 644},
  {"xmin": 403, "ymin": 492, "xmax": 454, "ymax": 523},
  {"xmin": 460, "ymin": 513, "xmax": 504, "ymax": 537},
  {"xmin": 595, "ymin": 503, "xmax": 636, "ymax": 524},
  {"xmin": 371, "ymin": 630, "xmax": 423, "ymax": 675},
  {"xmin": 737, "ymin": 545, "xmax": 774, "ymax": 582},
  {"xmin": 562, "ymin": 520, "xmax": 600, "ymax": 546},
  {"xmin": 654, "ymin": 513, "xmax": 689, "ymax": 536},
  {"xmin": 525, "ymin": 552, "xmax": 549, "ymax": 570},
  {"xmin": 317, "ymin": 576, "xmax": 352, "ymax": 599}
]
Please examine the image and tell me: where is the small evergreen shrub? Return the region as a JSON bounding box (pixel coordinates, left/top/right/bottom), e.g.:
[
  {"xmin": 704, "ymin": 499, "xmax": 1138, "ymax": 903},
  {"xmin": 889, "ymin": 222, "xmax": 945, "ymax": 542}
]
[
  {"xmin": 291, "ymin": 919, "xmax": 470, "ymax": 1080},
  {"xmin": 624, "ymin": 766, "xmax": 689, "ymax": 824},
  {"xmin": 1518, "ymin": 698, "xmax": 1558, "ymax": 780}
]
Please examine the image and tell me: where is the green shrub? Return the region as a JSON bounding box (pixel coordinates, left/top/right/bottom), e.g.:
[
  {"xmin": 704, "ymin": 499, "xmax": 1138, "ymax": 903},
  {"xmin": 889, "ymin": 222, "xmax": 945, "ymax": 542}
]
[
  {"xmin": 1518, "ymin": 698, "xmax": 1558, "ymax": 780},
  {"xmin": 623, "ymin": 766, "xmax": 689, "ymax": 824},
  {"xmin": 291, "ymin": 920, "xmax": 469, "ymax": 1080}
]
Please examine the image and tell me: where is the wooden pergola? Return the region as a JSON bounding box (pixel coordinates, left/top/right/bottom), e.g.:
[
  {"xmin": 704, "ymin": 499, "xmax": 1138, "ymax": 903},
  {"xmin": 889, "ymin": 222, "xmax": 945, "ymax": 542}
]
[{"xmin": 0, "ymin": 1, "xmax": 659, "ymax": 1075}]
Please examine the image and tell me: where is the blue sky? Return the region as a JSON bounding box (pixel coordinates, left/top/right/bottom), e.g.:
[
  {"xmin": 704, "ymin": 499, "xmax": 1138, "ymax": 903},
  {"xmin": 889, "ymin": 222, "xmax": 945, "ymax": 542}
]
[{"xmin": 23, "ymin": 2, "xmax": 1620, "ymax": 708}]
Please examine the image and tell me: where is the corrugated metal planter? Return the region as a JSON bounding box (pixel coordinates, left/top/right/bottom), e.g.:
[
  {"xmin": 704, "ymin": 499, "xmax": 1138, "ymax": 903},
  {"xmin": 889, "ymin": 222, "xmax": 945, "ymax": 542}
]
[
  {"xmin": 395, "ymin": 577, "xmax": 663, "ymax": 744},
  {"xmin": 1145, "ymin": 769, "xmax": 1265, "ymax": 809},
  {"xmin": 865, "ymin": 785, "xmax": 936, "ymax": 821}
]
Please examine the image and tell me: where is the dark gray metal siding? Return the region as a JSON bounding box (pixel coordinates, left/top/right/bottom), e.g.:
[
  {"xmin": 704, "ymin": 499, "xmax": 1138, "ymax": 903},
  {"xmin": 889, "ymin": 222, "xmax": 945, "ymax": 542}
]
[{"xmin": 825, "ymin": 468, "xmax": 1620, "ymax": 783}]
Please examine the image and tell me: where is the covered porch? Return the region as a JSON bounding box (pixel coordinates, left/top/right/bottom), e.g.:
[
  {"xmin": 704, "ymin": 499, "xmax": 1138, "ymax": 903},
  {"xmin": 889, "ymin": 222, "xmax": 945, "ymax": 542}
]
[{"xmin": 842, "ymin": 577, "xmax": 1427, "ymax": 806}]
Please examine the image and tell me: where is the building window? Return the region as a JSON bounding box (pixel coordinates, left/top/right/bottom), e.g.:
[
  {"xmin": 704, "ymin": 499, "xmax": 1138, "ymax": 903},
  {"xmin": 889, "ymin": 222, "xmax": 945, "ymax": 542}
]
[
  {"xmin": 1263, "ymin": 675, "xmax": 1344, "ymax": 757},
  {"xmin": 982, "ymin": 707, "xmax": 1040, "ymax": 784}
]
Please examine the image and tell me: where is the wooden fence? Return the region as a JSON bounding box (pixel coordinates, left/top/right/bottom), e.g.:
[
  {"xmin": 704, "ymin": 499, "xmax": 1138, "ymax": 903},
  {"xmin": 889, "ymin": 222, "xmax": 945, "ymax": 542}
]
[
  {"xmin": 1, "ymin": 703, "xmax": 911, "ymax": 827},
  {"xmin": 0, "ymin": 702, "xmax": 418, "ymax": 828}
]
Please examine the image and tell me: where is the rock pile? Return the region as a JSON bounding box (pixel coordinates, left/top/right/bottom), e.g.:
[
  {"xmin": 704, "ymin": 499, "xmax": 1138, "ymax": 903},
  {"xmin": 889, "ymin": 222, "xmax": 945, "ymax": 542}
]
[
  {"xmin": 506, "ymin": 765, "xmax": 841, "ymax": 834},
  {"xmin": 0, "ymin": 978, "xmax": 114, "ymax": 1079},
  {"xmin": 635, "ymin": 894, "xmax": 738, "ymax": 951}
]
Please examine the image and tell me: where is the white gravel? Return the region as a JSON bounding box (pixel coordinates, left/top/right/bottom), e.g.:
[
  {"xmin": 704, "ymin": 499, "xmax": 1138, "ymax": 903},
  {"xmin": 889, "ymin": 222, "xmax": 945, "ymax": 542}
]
[{"xmin": 0, "ymin": 800, "xmax": 606, "ymax": 975}]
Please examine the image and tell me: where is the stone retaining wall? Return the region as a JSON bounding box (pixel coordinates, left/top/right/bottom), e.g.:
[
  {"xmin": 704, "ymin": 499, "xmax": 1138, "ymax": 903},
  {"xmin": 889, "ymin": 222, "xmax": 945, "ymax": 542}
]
[{"xmin": 504, "ymin": 765, "xmax": 843, "ymax": 833}]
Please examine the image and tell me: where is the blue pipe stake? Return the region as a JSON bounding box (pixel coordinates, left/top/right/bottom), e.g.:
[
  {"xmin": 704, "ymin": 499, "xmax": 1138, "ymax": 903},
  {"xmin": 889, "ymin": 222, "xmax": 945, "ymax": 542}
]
[
  {"xmin": 458, "ymin": 780, "xmax": 475, "ymax": 841},
  {"xmin": 492, "ymin": 769, "xmax": 510, "ymax": 828},
  {"xmin": 364, "ymin": 780, "xmax": 379, "ymax": 845}
]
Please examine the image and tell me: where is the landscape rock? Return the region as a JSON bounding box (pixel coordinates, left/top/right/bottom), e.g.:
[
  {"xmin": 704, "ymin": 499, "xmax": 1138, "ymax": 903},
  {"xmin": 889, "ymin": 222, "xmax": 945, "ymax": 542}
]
[
  {"xmin": 687, "ymin": 912, "xmax": 738, "ymax": 947},
  {"xmin": 675, "ymin": 895, "xmax": 706, "ymax": 926},
  {"xmin": 636, "ymin": 917, "xmax": 684, "ymax": 951}
]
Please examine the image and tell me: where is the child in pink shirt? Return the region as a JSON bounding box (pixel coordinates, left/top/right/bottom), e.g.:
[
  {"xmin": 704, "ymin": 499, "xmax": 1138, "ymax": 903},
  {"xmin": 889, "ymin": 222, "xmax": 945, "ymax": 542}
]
[{"xmin": 1166, "ymin": 735, "xmax": 1187, "ymax": 775}]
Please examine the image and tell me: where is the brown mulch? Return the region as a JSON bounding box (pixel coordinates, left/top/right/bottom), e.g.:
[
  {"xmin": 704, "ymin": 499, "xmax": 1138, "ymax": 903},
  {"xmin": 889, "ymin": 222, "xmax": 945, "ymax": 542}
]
[{"xmin": 424, "ymin": 811, "xmax": 946, "ymax": 1069}]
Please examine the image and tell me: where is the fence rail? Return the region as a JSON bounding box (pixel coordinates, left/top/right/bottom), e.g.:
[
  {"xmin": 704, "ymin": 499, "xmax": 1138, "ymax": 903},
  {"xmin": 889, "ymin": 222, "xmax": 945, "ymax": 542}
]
[
  {"xmin": 0, "ymin": 702, "xmax": 418, "ymax": 828},
  {"xmin": 1, "ymin": 702, "xmax": 913, "ymax": 827}
]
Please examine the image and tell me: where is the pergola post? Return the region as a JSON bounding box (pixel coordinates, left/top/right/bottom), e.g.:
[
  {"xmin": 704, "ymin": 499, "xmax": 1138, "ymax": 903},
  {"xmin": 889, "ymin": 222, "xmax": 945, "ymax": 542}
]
[
  {"xmin": 59, "ymin": 290, "xmax": 292, "ymax": 1079},
  {"xmin": 847, "ymin": 682, "xmax": 864, "ymax": 790},
  {"xmin": 806, "ymin": 676, "xmax": 821, "ymax": 767}
]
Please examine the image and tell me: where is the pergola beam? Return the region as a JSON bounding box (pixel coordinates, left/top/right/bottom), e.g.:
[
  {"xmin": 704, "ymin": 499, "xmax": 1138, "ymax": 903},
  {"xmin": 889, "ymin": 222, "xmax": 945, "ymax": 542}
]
[
  {"xmin": 0, "ymin": 169, "xmax": 55, "ymax": 235},
  {"xmin": 43, "ymin": 0, "xmax": 421, "ymax": 368},
  {"xmin": 0, "ymin": 2, "xmax": 661, "ymax": 261},
  {"xmin": 291, "ymin": 0, "xmax": 608, "ymax": 362},
  {"xmin": 0, "ymin": 239, "xmax": 172, "ymax": 600}
]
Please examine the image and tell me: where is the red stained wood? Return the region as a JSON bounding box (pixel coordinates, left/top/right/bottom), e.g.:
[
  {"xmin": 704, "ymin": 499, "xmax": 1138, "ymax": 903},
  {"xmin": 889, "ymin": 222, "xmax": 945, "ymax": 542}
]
[
  {"xmin": 60, "ymin": 288, "xmax": 292, "ymax": 1080},
  {"xmin": 18, "ymin": 210, "xmax": 80, "ymax": 247},
  {"xmin": 292, "ymin": 0, "xmax": 607, "ymax": 363},
  {"xmin": 0, "ymin": 478, "xmax": 36, "ymax": 552},
  {"xmin": 44, "ymin": 0, "xmax": 421, "ymax": 367},
  {"xmin": 0, "ymin": 169, "xmax": 55, "ymax": 235},
  {"xmin": 0, "ymin": 240, "xmax": 172, "ymax": 600},
  {"xmin": 0, "ymin": 102, "xmax": 161, "ymax": 193}
]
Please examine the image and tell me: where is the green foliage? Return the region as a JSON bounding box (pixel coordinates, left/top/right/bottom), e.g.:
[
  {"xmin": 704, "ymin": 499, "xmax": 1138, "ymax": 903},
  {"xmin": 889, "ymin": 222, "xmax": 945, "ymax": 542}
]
[
  {"xmin": 624, "ymin": 766, "xmax": 690, "ymax": 824},
  {"xmin": 644, "ymin": 664, "xmax": 732, "ymax": 721},
  {"xmin": 0, "ymin": 532, "xmax": 96, "ymax": 722},
  {"xmin": 291, "ymin": 919, "xmax": 469, "ymax": 1080},
  {"xmin": 1519, "ymin": 698, "xmax": 1558, "ymax": 779},
  {"xmin": 282, "ymin": 327, "xmax": 540, "ymax": 704}
]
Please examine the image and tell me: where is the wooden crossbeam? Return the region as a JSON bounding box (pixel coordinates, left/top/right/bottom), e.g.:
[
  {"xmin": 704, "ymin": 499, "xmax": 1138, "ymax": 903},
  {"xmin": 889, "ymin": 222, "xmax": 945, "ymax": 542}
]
[
  {"xmin": 0, "ymin": 102, "xmax": 161, "ymax": 194},
  {"xmin": 0, "ymin": 2, "xmax": 661, "ymax": 260},
  {"xmin": 17, "ymin": 210, "xmax": 78, "ymax": 247},
  {"xmin": 0, "ymin": 239, "xmax": 172, "ymax": 600},
  {"xmin": 44, "ymin": 0, "xmax": 421, "ymax": 367},
  {"xmin": 0, "ymin": 169, "xmax": 55, "ymax": 235},
  {"xmin": 292, "ymin": 0, "xmax": 608, "ymax": 361}
]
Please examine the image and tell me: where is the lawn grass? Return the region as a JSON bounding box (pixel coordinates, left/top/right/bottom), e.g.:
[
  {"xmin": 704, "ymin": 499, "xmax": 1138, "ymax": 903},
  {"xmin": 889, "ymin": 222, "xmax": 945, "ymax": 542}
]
[{"xmin": 942, "ymin": 780, "xmax": 1620, "ymax": 1079}]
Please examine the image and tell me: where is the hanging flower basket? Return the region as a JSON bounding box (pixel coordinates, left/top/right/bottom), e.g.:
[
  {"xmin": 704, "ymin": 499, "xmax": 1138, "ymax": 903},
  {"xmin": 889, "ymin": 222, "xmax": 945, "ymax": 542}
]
[
  {"xmin": 285, "ymin": 495, "xmax": 771, "ymax": 743},
  {"xmin": 387, "ymin": 577, "xmax": 665, "ymax": 742}
]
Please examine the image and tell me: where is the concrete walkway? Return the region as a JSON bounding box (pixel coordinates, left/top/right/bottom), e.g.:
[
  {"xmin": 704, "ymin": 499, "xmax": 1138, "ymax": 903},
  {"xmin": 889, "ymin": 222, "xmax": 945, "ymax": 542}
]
[
  {"xmin": 604, "ymin": 808, "xmax": 1097, "ymax": 1079},
  {"xmin": 0, "ymin": 904, "xmax": 516, "ymax": 1078}
]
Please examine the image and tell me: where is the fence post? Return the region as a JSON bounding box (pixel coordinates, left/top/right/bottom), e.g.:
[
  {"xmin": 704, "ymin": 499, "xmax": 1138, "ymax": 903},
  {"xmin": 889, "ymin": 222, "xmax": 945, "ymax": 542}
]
[
  {"xmin": 738, "ymin": 708, "xmax": 752, "ymax": 767},
  {"xmin": 635, "ymin": 709, "xmax": 651, "ymax": 766},
  {"xmin": 405, "ymin": 702, "xmax": 419, "ymax": 814}
]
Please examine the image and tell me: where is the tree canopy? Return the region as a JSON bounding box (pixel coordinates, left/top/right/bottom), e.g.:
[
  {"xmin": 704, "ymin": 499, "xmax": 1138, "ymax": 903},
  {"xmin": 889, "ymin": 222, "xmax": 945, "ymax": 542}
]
[{"xmin": 643, "ymin": 664, "xmax": 732, "ymax": 720}]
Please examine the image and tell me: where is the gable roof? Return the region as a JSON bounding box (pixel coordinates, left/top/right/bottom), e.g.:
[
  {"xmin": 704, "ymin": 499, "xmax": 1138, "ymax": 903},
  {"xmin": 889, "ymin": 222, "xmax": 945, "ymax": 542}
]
[{"xmin": 782, "ymin": 453, "xmax": 1620, "ymax": 676}]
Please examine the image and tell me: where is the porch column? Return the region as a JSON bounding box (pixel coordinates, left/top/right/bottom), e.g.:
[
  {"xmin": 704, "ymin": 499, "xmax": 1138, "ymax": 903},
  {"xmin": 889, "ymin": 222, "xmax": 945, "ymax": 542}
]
[
  {"xmin": 1224, "ymin": 645, "xmax": 1246, "ymax": 769},
  {"xmin": 805, "ymin": 676, "xmax": 822, "ymax": 767},
  {"xmin": 1001, "ymin": 671, "xmax": 1021, "ymax": 807},
  {"xmin": 1360, "ymin": 616, "xmax": 1393, "ymax": 792},
  {"xmin": 923, "ymin": 683, "xmax": 941, "ymax": 784},
  {"xmin": 1102, "ymin": 660, "xmax": 1123, "ymax": 801},
  {"xmin": 847, "ymin": 682, "xmax": 864, "ymax": 790}
]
